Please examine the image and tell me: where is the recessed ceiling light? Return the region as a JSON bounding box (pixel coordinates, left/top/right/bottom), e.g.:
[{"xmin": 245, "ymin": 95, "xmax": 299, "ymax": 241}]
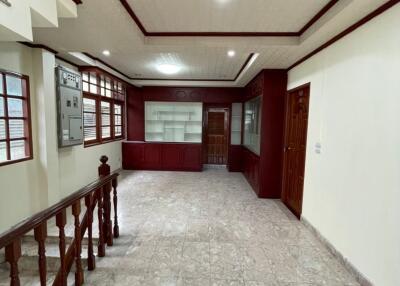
[
  {"xmin": 227, "ymin": 50, "xmax": 235, "ymax": 57},
  {"xmin": 102, "ymin": 50, "xmax": 110, "ymax": 56},
  {"xmin": 156, "ymin": 64, "xmax": 181, "ymax": 75}
]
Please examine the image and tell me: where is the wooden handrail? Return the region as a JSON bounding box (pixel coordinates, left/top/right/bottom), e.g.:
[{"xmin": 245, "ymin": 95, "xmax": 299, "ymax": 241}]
[
  {"xmin": 0, "ymin": 155, "xmax": 120, "ymax": 286},
  {"xmin": 0, "ymin": 171, "xmax": 118, "ymax": 249}
]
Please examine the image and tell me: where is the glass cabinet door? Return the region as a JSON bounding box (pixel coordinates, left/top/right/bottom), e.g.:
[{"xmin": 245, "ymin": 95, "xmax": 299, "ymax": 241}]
[
  {"xmin": 145, "ymin": 102, "xmax": 203, "ymax": 143},
  {"xmin": 244, "ymin": 96, "xmax": 261, "ymax": 154}
]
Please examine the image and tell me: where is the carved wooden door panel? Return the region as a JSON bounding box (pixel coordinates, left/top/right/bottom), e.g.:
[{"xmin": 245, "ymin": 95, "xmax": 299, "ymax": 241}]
[
  {"xmin": 205, "ymin": 109, "xmax": 229, "ymax": 164},
  {"xmin": 282, "ymin": 85, "xmax": 310, "ymax": 218}
]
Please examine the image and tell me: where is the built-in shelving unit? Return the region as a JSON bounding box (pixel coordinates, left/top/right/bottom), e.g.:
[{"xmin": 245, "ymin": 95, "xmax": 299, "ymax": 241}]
[
  {"xmin": 145, "ymin": 102, "xmax": 203, "ymax": 143},
  {"xmin": 231, "ymin": 103, "xmax": 243, "ymax": 145}
]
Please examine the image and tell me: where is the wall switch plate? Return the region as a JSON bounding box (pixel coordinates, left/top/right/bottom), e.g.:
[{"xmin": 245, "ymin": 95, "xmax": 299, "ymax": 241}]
[{"xmin": 315, "ymin": 142, "xmax": 322, "ymax": 154}]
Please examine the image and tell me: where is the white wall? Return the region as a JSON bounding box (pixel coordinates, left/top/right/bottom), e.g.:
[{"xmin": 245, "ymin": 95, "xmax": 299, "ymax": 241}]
[
  {"xmin": 0, "ymin": 44, "xmax": 122, "ymax": 233},
  {"xmin": 288, "ymin": 5, "xmax": 400, "ymax": 286}
]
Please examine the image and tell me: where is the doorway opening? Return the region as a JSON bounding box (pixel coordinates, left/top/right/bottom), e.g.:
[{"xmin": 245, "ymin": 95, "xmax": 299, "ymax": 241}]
[
  {"xmin": 281, "ymin": 83, "xmax": 310, "ymax": 219},
  {"xmin": 203, "ymin": 106, "xmax": 230, "ymax": 165}
]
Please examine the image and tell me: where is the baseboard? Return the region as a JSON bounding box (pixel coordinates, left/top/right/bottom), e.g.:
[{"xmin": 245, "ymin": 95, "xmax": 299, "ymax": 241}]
[{"xmin": 301, "ymin": 216, "xmax": 374, "ymax": 286}]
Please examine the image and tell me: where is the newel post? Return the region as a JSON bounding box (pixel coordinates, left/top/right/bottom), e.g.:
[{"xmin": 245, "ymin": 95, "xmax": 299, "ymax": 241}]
[{"xmin": 98, "ymin": 155, "xmax": 113, "ymax": 246}]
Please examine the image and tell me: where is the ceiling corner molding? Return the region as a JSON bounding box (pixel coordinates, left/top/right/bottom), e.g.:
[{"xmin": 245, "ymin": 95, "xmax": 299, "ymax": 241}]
[
  {"xmin": 19, "ymin": 42, "xmax": 58, "ymax": 54},
  {"xmin": 287, "ymin": 0, "xmax": 400, "ymax": 71},
  {"xmin": 119, "ymin": 0, "xmax": 339, "ymax": 37},
  {"xmin": 82, "ymin": 52, "xmax": 133, "ymax": 80}
]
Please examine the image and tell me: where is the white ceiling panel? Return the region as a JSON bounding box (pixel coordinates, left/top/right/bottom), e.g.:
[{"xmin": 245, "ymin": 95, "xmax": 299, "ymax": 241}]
[
  {"xmin": 30, "ymin": 0, "xmax": 393, "ymax": 87},
  {"xmin": 127, "ymin": 0, "xmax": 331, "ymax": 32}
]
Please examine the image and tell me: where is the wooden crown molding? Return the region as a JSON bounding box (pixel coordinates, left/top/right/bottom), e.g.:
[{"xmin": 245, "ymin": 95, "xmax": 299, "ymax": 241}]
[
  {"xmin": 287, "ymin": 0, "xmax": 400, "ymax": 71},
  {"xmin": 72, "ymin": 0, "xmax": 82, "ymax": 4},
  {"xmin": 120, "ymin": 0, "xmax": 339, "ymax": 37},
  {"xmin": 19, "ymin": 42, "xmax": 58, "ymax": 54}
]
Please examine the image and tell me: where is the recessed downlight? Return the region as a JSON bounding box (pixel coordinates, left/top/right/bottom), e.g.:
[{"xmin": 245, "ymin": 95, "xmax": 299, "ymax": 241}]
[
  {"xmin": 156, "ymin": 64, "xmax": 181, "ymax": 75},
  {"xmin": 102, "ymin": 50, "xmax": 110, "ymax": 56},
  {"xmin": 227, "ymin": 50, "xmax": 235, "ymax": 57}
]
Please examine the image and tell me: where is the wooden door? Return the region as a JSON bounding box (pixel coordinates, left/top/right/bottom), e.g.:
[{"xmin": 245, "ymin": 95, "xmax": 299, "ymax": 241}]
[
  {"xmin": 204, "ymin": 108, "xmax": 229, "ymax": 164},
  {"xmin": 281, "ymin": 84, "xmax": 310, "ymax": 218}
]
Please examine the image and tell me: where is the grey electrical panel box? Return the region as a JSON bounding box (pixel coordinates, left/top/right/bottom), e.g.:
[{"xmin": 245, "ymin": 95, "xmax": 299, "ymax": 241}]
[{"xmin": 56, "ymin": 66, "xmax": 83, "ymax": 147}]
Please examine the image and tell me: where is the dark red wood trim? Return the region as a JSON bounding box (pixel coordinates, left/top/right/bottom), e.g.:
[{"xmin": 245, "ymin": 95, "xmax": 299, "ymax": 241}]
[
  {"xmin": 0, "ymin": 172, "xmax": 119, "ymax": 249},
  {"xmin": 298, "ymin": 0, "xmax": 340, "ymax": 34},
  {"xmin": 130, "ymin": 53, "xmax": 254, "ymax": 82},
  {"xmin": 146, "ymin": 32, "xmax": 299, "ymax": 37},
  {"xmin": 72, "ymin": 0, "xmax": 82, "ymax": 4},
  {"xmin": 19, "ymin": 42, "xmax": 58, "ymax": 54},
  {"xmin": 82, "ymin": 53, "xmax": 133, "ymax": 80},
  {"xmin": 120, "ymin": 0, "xmax": 147, "ymax": 35},
  {"xmin": 288, "ymin": 0, "xmax": 400, "ymax": 70},
  {"xmin": 55, "ymin": 56, "xmax": 80, "ymax": 68},
  {"xmin": 119, "ymin": 0, "xmax": 338, "ymax": 37}
]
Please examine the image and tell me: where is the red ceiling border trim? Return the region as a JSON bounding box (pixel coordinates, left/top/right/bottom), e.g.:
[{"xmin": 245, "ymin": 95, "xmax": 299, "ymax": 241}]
[
  {"xmin": 119, "ymin": 0, "xmax": 339, "ymax": 37},
  {"xmin": 287, "ymin": 0, "xmax": 400, "ymax": 71}
]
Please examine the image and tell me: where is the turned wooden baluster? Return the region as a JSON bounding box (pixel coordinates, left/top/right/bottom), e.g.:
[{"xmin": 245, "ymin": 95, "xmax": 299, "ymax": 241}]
[
  {"xmin": 56, "ymin": 209, "xmax": 67, "ymax": 286},
  {"xmin": 5, "ymin": 239, "xmax": 21, "ymax": 286},
  {"xmin": 98, "ymin": 155, "xmax": 113, "ymax": 246},
  {"xmin": 72, "ymin": 201, "xmax": 84, "ymax": 286},
  {"xmin": 85, "ymin": 194, "xmax": 96, "ymax": 270},
  {"xmin": 97, "ymin": 187, "xmax": 105, "ymax": 257},
  {"xmin": 112, "ymin": 178, "xmax": 119, "ymax": 238},
  {"xmin": 34, "ymin": 223, "xmax": 47, "ymax": 286}
]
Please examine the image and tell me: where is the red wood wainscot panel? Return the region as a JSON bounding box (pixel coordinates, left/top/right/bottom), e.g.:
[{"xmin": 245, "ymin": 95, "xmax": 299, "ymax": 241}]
[
  {"xmin": 122, "ymin": 142, "xmax": 202, "ymax": 171},
  {"xmin": 228, "ymin": 145, "xmax": 243, "ymax": 172},
  {"xmin": 242, "ymin": 69, "xmax": 287, "ymax": 199}
]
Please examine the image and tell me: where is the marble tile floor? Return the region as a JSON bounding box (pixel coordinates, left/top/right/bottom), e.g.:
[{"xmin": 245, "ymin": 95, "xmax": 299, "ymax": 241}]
[{"xmin": 1, "ymin": 169, "xmax": 360, "ymax": 285}]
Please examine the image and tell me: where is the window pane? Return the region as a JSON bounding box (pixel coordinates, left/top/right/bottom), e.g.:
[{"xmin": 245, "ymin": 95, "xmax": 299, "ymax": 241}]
[
  {"xmin": 101, "ymin": 101, "xmax": 110, "ymax": 113},
  {"xmin": 10, "ymin": 140, "xmax": 25, "ymax": 160},
  {"xmin": 100, "ymin": 76, "xmax": 105, "ymax": 87},
  {"xmin": 83, "ymin": 82, "xmax": 89, "ymax": 92},
  {"xmin": 89, "ymin": 72, "xmax": 97, "ymax": 84},
  {"xmin": 0, "ymin": 76, "xmax": 3, "ymax": 94},
  {"xmin": 83, "ymin": 98, "xmax": 96, "ymax": 112},
  {"xmin": 114, "ymin": 104, "xmax": 122, "ymax": 115},
  {"xmin": 84, "ymin": 127, "xmax": 97, "ymax": 141},
  {"xmin": 105, "ymin": 89, "xmax": 111, "ymax": 97},
  {"xmin": 102, "ymin": 126, "xmax": 110, "ymax": 138},
  {"xmin": 0, "ymin": 97, "xmax": 4, "ymax": 116},
  {"xmin": 105, "ymin": 78, "xmax": 111, "ymax": 89},
  {"xmin": 100, "ymin": 88, "xmax": 105, "ymax": 96},
  {"xmin": 0, "ymin": 142, "xmax": 6, "ymax": 162},
  {"xmin": 82, "ymin": 72, "xmax": 89, "ymax": 82},
  {"xmin": 9, "ymin": 119, "xmax": 24, "ymax": 138},
  {"xmin": 115, "ymin": 126, "xmax": 122, "ymax": 136},
  {"xmin": 7, "ymin": 98, "xmax": 23, "ymax": 117},
  {"xmin": 90, "ymin": 84, "xmax": 97, "ymax": 94},
  {"xmin": 0, "ymin": 119, "xmax": 5, "ymax": 139},
  {"xmin": 6, "ymin": 75, "xmax": 22, "ymax": 96},
  {"xmin": 114, "ymin": 115, "xmax": 121, "ymax": 125},
  {"xmin": 84, "ymin": 113, "xmax": 96, "ymax": 126},
  {"xmin": 101, "ymin": 114, "xmax": 110, "ymax": 126}
]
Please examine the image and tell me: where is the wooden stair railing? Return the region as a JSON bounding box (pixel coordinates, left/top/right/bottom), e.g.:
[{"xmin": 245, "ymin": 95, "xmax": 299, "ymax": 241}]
[{"xmin": 0, "ymin": 156, "xmax": 120, "ymax": 286}]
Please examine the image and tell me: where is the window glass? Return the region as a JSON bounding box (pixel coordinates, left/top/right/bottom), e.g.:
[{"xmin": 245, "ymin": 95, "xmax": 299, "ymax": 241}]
[
  {"xmin": 7, "ymin": 98, "xmax": 23, "ymax": 117},
  {"xmin": 0, "ymin": 142, "xmax": 6, "ymax": 162},
  {"xmin": 6, "ymin": 75, "xmax": 22, "ymax": 96},
  {"xmin": 244, "ymin": 96, "xmax": 261, "ymax": 155},
  {"xmin": 0, "ymin": 97, "xmax": 4, "ymax": 116},
  {"xmin": 9, "ymin": 119, "xmax": 24, "ymax": 139},
  {"xmin": 0, "ymin": 72, "xmax": 32, "ymax": 165},
  {"xmin": 0, "ymin": 119, "xmax": 5, "ymax": 140},
  {"xmin": 10, "ymin": 140, "xmax": 25, "ymax": 160}
]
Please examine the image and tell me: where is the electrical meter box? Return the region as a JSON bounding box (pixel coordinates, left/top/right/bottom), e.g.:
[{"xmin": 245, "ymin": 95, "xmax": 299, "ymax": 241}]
[{"xmin": 56, "ymin": 66, "xmax": 83, "ymax": 147}]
